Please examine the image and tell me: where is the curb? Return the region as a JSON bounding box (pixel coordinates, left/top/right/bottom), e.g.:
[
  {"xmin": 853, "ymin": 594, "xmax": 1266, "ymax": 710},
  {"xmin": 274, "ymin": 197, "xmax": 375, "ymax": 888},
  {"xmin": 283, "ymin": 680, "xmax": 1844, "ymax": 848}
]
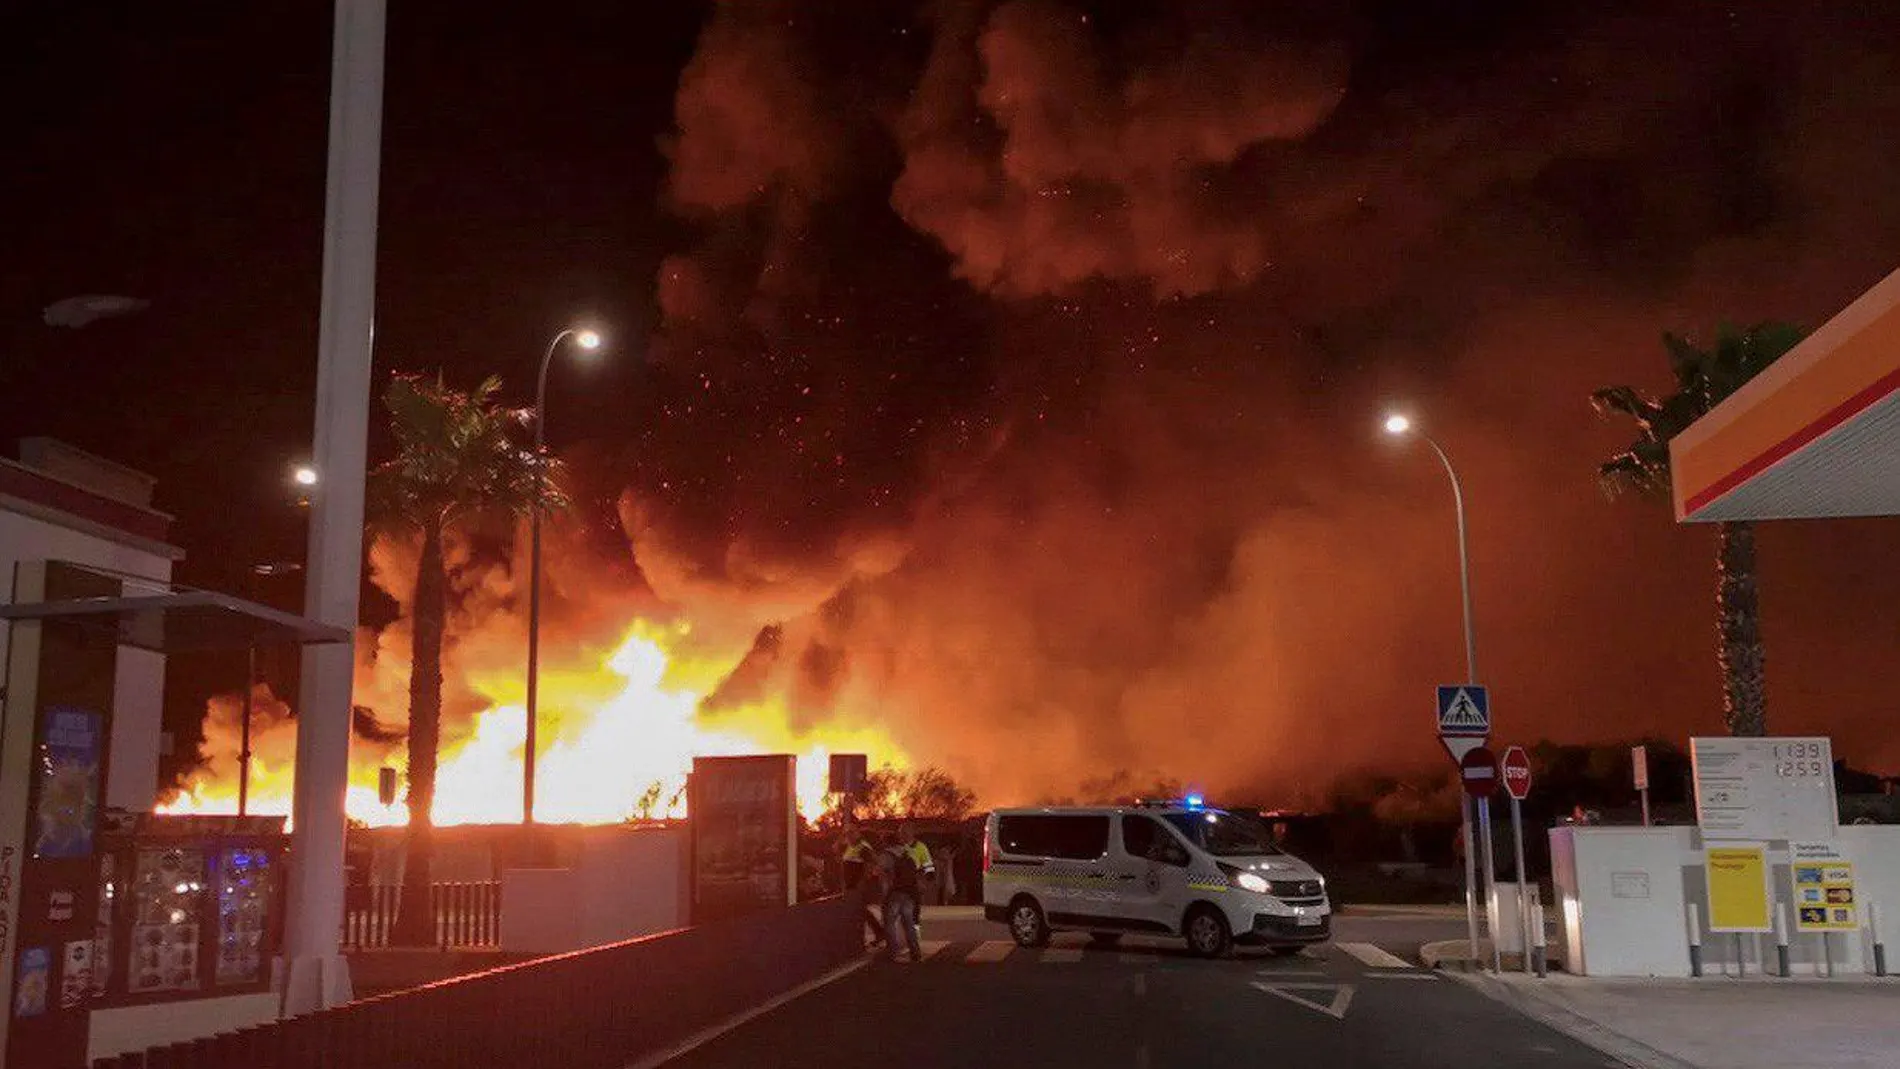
[{"xmin": 1440, "ymin": 970, "xmax": 1703, "ymax": 1069}]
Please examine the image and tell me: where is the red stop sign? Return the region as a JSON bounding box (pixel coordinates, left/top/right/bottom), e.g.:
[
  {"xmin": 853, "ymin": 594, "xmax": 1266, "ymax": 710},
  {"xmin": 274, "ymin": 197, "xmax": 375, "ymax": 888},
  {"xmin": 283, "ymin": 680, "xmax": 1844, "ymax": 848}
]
[
  {"xmin": 1461, "ymin": 746, "xmax": 1498, "ymax": 798},
  {"xmin": 1501, "ymin": 745, "xmax": 1532, "ymax": 800}
]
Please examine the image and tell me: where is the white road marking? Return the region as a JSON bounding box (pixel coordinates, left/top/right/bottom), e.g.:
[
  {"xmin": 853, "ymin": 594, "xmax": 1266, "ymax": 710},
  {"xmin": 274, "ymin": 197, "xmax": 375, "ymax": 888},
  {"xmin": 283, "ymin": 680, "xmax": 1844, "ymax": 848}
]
[
  {"xmin": 1366, "ymin": 972, "xmax": 1438, "ymax": 981},
  {"xmin": 1250, "ymin": 982, "xmax": 1355, "ymax": 1020},
  {"xmin": 1042, "ymin": 946, "xmax": 1084, "ymax": 963},
  {"xmin": 918, "ymin": 940, "xmax": 950, "ymax": 960},
  {"xmin": 623, "ymin": 958, "xmax": 870, "ymax": 1069},
  {"xmin": 965, "ymin": 940, "xmax": 1014, "ymax": 963},
  {"xmin": 1337, "ymin": 942, "xmax": 1414, "ymax": 969}
]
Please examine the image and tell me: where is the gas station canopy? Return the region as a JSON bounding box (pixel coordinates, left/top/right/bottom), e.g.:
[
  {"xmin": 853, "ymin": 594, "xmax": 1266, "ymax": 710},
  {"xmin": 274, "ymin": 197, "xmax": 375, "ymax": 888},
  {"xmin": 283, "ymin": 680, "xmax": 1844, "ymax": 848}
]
[
  {"xmin": 1671, "ymin": 268, "xmax": 1900, "ymax": 522},
  {"xmin": 0, "ymin": 568, "xmax": 349, "ymax": 653}
]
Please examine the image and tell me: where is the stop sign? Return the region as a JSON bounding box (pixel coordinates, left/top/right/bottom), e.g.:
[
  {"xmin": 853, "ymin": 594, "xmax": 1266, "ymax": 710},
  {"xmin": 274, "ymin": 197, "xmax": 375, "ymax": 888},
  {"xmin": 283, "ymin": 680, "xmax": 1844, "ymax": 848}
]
[
  {"xmin": 1460, "ymin": 746, "xmax": 1498, "ymax": 798},
  {"xmin": 1501, "ymin": 745, "xmax": 1532, "ymax": 800}
]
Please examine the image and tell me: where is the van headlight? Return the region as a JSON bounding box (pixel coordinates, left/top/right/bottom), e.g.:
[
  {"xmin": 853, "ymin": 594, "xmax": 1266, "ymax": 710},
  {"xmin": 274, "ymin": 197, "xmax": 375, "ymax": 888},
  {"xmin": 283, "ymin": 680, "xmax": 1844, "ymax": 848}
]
[{"xmin": 1234, "ymin": 871, "xmax": 1269, "ymax": 894}]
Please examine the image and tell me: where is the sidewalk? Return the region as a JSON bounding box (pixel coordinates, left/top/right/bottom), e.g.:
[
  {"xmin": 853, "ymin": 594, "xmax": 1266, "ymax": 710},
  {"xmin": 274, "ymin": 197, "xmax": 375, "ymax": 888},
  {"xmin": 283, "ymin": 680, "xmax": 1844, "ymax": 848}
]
[{"xmin": 1452, "ymin": 969, "xmax": 1900, "ymax": 1069}]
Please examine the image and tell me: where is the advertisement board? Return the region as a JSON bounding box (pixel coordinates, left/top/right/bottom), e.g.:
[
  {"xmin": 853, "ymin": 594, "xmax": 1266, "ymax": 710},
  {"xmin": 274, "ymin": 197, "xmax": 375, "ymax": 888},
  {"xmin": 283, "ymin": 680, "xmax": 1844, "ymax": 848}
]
[
  {"xmin": 689, "ymin": 755, "xmax": 797, "ymax": 925},
  {"xmin": 1704, "ymin": 843, "xmax": 1772, "ymax": 933},
  {"xmin": 1789, "ymin": 841, "xmax": 1858, "ymax": 933},
  {"xmin": 1691, "ymin": 737, "xmax": 1838, "ymax": 842}
]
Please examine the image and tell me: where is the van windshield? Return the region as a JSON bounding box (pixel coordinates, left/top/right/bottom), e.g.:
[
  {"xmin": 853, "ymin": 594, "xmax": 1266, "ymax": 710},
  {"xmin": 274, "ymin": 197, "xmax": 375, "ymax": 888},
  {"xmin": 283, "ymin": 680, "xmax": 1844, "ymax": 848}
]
[{"xmin": 1162, "ymin": 811, "xmax": 1283, "ymax": 857}]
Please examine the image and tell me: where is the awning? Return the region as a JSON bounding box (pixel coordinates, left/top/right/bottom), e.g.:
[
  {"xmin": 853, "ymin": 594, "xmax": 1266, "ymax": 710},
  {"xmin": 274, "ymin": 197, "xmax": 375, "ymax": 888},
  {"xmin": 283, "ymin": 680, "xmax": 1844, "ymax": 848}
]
[
  {"xmin": 1671, "ymin": 267, "xmax": 1900, "ymax": 522},
  {"xmin": 0, "ymin": 576, "xmax": 349, "ymax": 654}
]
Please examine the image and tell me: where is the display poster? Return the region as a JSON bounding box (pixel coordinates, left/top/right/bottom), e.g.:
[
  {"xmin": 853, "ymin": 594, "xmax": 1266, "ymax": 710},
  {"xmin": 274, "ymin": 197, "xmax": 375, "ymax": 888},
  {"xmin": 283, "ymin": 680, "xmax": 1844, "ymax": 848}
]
[
  {"xmin": 1790, "ymin": 841, "xmax": 1858, "ymax": 933},
  {"xmin": 32, "ymin": 707, "xmax": 102, "ymax": 860},
  {"xmin": 690, "ymin": 755, "xmax": 797, "ymax": 924},
  {"xmin": 1705, "ymin": 843, "xmax": 1772, "ymax": 933}
]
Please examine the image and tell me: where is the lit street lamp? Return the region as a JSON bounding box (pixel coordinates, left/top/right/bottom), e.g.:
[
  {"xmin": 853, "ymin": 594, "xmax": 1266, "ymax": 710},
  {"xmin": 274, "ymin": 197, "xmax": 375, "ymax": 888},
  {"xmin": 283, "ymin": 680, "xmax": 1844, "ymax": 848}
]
[
  {"xmin": 1382, "ymin": 413, "xmax": 1487, "ymax": 968},
  {"xmin": 525, "ymin": 327, "xmax": 603, "ymax": 825}
]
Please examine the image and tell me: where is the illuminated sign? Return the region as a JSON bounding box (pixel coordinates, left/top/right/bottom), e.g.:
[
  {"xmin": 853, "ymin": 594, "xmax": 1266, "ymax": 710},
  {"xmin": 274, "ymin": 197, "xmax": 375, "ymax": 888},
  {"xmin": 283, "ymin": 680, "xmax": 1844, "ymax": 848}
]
[{"xmin": 1691, "ymin": 737, "xmax": 1838, "ymax": 841}]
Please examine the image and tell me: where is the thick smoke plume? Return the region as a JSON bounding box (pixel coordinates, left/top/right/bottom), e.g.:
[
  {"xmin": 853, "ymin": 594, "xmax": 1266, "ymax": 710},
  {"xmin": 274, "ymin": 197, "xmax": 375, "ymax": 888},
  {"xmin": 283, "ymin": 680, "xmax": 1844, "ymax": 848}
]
[
  {"xmin": 613, "ymin": 0, "xmax": 1900, "ymax": 807},
  {"xmin": 186, "ymin": 2, "xmax": 1900, "ymax": 813}
]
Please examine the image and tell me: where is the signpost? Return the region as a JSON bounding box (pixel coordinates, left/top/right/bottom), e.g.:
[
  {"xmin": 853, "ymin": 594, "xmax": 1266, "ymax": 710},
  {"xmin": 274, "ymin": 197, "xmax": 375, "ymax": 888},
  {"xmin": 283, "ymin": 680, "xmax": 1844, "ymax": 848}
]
[
  {"xmin": 1439, "ymin": 686, "xmax": 1491, "ymax": 970},
  {"xmin": 1459, "ymin": 745, "xmax": 1501, "ymax": 973},
  {"xmin": 1501, "ymin": 745, "xmax": 1533, "ymax": 974},
  {"xmin": 1691, "ymin": 737, "xmax": 1838, "ymax": 842},
  {"xmin": 1631, "ymin": 744, "xmax": 1650, "ymax": 826}
]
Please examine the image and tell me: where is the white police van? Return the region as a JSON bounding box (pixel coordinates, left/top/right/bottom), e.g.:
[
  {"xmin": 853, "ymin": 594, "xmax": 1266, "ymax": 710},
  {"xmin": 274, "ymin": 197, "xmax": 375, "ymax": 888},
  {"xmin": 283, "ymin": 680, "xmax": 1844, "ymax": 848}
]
[{"xmin": 981, "ymin": 800, "xmax": 1330, "ymax": 957}]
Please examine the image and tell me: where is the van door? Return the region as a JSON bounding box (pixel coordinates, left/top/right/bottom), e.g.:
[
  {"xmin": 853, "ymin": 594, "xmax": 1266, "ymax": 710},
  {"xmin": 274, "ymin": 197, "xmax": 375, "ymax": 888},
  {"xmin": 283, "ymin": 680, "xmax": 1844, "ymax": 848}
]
[{"xmin": 1114, "ymin": 814, "xmax": 1190, "ymax": 932}]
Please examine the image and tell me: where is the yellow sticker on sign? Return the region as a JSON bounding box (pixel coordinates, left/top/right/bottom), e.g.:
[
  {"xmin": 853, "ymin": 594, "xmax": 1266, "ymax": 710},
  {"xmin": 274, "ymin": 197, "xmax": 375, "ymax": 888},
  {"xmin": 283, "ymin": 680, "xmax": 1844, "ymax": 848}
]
[
  {"xmin": 1791, "ymin": 842, "xmax": 1858, "ymax": 932},
  {"xmin": 1705, "ymin": 844, "xmax": 1771, "ymax": 933}
]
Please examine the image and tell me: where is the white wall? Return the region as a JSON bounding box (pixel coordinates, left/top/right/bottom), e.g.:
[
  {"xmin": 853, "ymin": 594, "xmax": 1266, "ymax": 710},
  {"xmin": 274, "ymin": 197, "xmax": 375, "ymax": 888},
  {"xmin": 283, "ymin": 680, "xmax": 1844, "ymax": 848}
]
[
  {"xmin": 88, "ymin": 993, "xmax": 278, "ymax": 1061},
  {"xmin": 500, "ymin": 827, "xmax": 688, "ymax": 955},
  {"xmin": 0, "ymin": 509, "xmax": 175, "ymax": 812},
  {"xmin": 1553, "ymin": 824, "xmax": 1900, "ymax": 977}
]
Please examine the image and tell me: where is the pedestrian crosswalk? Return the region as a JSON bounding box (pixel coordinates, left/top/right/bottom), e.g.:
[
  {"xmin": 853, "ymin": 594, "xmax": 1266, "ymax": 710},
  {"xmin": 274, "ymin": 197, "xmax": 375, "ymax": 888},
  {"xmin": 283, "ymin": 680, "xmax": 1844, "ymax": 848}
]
[
  {"xmin": 894, "ymin": 939, "xmax": 1429, "ymax": 974},
  {"xmin": 1336, "ymin": 942, "xmax": 1413, "ymax": 969}
]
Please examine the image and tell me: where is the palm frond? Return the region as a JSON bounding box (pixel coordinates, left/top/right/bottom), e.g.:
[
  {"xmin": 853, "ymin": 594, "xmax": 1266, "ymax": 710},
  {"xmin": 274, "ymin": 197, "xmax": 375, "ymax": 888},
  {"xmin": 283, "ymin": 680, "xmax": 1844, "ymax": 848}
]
[{"xmin": 368, "ymin": 370, "xmax": 568, "ymax": 536}]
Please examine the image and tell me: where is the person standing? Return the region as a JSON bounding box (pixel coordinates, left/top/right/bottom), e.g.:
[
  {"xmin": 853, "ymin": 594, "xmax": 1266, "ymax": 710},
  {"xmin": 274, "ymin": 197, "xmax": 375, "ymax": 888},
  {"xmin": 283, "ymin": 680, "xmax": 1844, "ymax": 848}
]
[
  {"xmin": 838, "ymin": 819, "xmax": 883, "ymax": 947},
  {"xmin": 894, "ymin": 823, "xmax": 934, "ymax": 941},
  {"xmin": 881, "ymin": 832, "xmax": 924, "ymax": 963}
]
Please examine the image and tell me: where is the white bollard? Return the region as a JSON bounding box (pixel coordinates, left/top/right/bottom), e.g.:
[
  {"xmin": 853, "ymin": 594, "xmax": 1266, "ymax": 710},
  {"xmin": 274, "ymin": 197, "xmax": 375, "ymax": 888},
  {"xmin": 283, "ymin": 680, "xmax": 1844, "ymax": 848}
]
[
  {"xmin": 1531, "ymin": 900, "xmax": 1548, "ymax": 977},
  {"xmin": 1685, "ymin": 903, "xmax": 1704, "ymax": 977},
  {"xmin": 1872, "ymin": 902, "xmax": 1888, "ymax": 977},
  {"xmin": 1773, "ymin": 901, "xmax": 1791, "ymax": 977}
]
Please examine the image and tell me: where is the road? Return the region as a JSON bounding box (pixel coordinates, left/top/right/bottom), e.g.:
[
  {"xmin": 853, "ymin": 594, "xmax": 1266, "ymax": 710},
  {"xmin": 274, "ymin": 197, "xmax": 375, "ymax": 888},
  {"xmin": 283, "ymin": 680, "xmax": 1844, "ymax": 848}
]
[{"xmin": 663, "ymin": 906, "xmax": 1619, "ymax": 1069}]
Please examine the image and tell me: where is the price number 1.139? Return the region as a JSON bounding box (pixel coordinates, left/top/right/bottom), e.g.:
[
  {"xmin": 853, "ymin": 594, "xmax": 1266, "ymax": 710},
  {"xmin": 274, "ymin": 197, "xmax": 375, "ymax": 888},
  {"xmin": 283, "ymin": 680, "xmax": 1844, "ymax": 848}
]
[{"xmin": 1772, "ymin": 741, "xmax": 1827, "ymax": 779}]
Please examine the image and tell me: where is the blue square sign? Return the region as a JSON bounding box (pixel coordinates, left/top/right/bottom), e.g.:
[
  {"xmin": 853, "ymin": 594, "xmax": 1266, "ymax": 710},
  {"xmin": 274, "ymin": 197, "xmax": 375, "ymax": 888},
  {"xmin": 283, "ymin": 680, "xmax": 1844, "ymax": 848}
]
[{"xmin": 1437, "ymin": 685, "xmax": 1489, "ymax": 737}]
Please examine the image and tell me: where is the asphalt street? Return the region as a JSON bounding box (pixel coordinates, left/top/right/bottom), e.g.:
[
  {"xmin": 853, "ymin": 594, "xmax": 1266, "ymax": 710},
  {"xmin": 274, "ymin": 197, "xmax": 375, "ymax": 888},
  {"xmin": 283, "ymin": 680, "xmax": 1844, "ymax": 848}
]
[{"xmin": 663, "ymin": 907, "xmax": 1620, "ymax": 1069}]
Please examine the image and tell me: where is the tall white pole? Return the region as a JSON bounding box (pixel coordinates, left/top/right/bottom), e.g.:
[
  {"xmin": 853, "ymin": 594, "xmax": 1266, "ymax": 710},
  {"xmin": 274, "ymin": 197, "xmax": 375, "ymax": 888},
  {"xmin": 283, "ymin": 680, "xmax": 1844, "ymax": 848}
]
[
  {"xmin": 1422, "ymin": 433, "xmax": 1484, "ymax": 969},
  {"xmin": 283, "ymin": 0, "xmax": 386, "ymax": 1017},
  {"xmin": 525, "ymin": 329, "xmax": 573, "ymax": 827}
]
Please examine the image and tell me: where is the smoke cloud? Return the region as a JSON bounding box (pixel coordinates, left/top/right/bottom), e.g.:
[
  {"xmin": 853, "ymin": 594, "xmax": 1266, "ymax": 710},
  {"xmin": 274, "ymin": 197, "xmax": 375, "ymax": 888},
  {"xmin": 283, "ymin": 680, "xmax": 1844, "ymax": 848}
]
[{"xmin": 609, "ymin": 0, "xmax": 1900, "ymax": 807}]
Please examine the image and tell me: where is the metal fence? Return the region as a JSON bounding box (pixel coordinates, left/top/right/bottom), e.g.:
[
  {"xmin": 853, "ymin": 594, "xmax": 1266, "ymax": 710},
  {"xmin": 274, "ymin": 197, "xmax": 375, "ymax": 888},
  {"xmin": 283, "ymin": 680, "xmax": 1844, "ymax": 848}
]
[
  {"xmin": 343, "ymin": 881, "xmax": 502, "ymax": 949},
  {"xmin": 94, "ymin": 894, "xmax": 862, "ymax": 1069}
]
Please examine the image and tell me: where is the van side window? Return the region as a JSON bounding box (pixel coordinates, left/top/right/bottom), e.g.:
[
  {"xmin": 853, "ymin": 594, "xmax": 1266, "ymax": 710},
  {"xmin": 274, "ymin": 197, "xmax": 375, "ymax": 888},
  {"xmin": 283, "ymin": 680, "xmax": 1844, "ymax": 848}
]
[
  {"xmin": 997, "ymin": 815, "xmax": 1110, "ymax": 860},
  {"xmin": 1121, "ymin": 814, "xmax": 1158, "ymax": 859}
]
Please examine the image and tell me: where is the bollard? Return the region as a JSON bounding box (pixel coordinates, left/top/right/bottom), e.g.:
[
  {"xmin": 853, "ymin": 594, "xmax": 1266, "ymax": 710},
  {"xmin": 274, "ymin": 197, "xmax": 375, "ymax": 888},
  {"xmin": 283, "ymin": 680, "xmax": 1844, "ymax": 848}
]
[
  {"xmin": 1685, "ymin": 902, "xmax": 1704, "ymax": 977},
  {"xmin": 1872, "ymin": 902, "xmax": 1888, "ymax": 978},
  {"xmin": 1531, "ymin": 899, "xmax": 1549, "ymax": 977},
  {"xmin": 1773, "ymin": 900, "xmax": 1791, "ymax": 977}
]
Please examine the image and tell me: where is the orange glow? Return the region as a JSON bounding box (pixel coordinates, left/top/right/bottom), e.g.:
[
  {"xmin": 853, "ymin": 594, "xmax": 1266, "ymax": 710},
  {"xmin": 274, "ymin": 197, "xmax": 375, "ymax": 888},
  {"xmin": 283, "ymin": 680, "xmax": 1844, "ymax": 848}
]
[{"xmin": 160, "ymin": 620, "xmax": 904, "ymax": 826}]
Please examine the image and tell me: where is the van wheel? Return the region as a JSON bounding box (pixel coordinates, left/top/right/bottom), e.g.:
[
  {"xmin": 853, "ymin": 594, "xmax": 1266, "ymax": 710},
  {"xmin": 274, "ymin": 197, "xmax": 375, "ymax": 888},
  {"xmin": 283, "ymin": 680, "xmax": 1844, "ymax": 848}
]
[
  {"xmin": 1088, "ymin": 932, "xmax": 1123, "ymax": 946},
  {"xmin": 1008, "ymin": 897, "xmax": 1051, "ymax": 948},
  {"xmin": 1184, "ymin": 906, "xmax": 1232, "ymax": 959}
]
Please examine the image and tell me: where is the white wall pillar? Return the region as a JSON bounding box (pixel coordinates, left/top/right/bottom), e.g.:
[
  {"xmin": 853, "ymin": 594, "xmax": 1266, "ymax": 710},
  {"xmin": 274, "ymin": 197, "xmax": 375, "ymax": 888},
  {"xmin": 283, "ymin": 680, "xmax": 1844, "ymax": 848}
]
[{"xmin": 282, "ymin": 0, "xmax": 386, "ymax": 1017}]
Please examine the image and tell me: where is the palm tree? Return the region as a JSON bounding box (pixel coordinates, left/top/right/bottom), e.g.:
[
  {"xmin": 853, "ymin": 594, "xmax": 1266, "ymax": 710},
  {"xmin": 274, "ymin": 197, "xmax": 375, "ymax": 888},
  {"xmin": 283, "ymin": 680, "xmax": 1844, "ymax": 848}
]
[
  {"xmin": 369, "ymin": 372, "xmax": 563, "ymax": 946},
  {"xmin": 1592, "ymin": 323, "xmax": 1806, "ymax": 737}
]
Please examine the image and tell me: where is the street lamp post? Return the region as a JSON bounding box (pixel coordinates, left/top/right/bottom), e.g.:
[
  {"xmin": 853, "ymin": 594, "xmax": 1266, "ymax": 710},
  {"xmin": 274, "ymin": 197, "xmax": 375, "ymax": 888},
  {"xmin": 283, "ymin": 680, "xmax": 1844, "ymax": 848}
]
[
  {"xmin": 524, "ymin": 327, "xmax": 601, "ymax": 825},
  {"xmin": 1383, "ymin": 414, "xmax": 1490, "ymax": 970}
]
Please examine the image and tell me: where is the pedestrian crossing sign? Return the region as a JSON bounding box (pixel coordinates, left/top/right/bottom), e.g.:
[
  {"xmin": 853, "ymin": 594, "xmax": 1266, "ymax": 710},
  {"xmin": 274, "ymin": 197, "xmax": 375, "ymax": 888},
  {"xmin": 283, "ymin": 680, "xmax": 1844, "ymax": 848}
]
[{"xmin": 1436, "ymin": 685, "xmax": 1490, "ymax": 737}]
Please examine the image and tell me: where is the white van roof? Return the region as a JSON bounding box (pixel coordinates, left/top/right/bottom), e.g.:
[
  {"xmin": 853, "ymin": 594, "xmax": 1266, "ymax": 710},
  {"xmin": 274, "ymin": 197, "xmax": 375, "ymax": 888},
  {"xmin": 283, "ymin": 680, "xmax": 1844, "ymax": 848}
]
[{"xmin": 989, "ymin": 805, "xmax": 1198, "ymax": 818}]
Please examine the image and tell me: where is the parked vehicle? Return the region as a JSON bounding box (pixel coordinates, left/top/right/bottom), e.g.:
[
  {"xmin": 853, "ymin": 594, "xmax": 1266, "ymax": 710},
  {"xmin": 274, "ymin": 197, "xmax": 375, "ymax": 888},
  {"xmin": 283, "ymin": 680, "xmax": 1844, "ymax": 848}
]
[{"xmin": 981, "ymin": 800, "xmax": 1330, "ymax": 958}]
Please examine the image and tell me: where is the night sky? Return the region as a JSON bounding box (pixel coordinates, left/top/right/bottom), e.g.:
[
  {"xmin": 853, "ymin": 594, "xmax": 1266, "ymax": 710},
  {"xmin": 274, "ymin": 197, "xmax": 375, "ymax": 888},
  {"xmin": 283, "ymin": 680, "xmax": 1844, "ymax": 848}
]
[{"xmin": 5, "ymin": 1, "xmax": 1900, "ymax": 804}]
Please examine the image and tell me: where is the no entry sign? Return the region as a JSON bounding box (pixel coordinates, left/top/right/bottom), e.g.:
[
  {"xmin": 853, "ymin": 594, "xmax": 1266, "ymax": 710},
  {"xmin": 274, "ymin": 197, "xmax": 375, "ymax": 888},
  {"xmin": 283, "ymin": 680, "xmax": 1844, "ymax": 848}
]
[
  {"xmin": 1502, "ymin": 746, "xmax": 1532, "ymax": 800},
  {"xmin": 1461, "ymin": 746, "xmax": 1498, "ymax": 798}
]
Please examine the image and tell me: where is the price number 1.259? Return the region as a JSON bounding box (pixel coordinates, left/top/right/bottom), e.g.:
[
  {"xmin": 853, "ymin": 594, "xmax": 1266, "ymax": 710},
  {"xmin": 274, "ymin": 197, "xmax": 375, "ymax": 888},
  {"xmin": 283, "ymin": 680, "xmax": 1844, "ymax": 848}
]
[{"xmin": 1771, "ymin": 741, "xmax": 1827, "ymax": 779}]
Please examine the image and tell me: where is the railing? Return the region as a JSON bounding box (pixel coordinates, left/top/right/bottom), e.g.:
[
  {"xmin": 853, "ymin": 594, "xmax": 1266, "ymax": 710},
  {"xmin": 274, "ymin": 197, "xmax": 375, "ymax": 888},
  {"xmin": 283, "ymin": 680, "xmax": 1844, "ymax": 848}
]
[
  {"xmin": 343, "ymin": 881, "xmax": 501, "ymax": 949},
  {"xmin": 94, "ymin": 894, "xmax": 863, "ymax": 1069}
]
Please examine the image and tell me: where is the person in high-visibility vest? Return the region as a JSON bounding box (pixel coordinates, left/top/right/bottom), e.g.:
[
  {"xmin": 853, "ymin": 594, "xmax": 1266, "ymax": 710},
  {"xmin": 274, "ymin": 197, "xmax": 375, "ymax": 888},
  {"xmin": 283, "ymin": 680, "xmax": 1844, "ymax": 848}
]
[
  {"xmin": 895, "ymin": 823, "xmax": 934, "ymax": 942},
  {"xmin": 838, "ymin": 819, "xmax": 883, "ymax": 947}
]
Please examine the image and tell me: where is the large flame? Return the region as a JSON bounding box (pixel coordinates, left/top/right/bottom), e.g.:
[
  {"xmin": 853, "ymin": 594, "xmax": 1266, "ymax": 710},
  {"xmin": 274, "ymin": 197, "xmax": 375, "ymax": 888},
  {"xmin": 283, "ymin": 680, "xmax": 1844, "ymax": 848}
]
[{"xmin": 161, "ymin": 620, "xmax": 903, "ymax": 826}]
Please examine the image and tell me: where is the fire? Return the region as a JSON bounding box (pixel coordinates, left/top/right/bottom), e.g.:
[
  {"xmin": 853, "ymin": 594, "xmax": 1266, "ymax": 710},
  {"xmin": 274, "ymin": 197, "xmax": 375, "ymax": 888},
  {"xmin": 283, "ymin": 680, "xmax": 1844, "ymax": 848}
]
[{"xmin": 161, "ymin": 620, "xmax": 903, "ymax": 826}]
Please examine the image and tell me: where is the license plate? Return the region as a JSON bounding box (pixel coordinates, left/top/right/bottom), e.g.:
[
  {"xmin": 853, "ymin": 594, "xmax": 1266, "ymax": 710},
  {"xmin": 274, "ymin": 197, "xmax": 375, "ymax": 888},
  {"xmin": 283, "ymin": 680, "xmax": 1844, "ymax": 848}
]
[{"xmin": 1297, "ymin": 914, "xmax": 1322, "ymax": 926}]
